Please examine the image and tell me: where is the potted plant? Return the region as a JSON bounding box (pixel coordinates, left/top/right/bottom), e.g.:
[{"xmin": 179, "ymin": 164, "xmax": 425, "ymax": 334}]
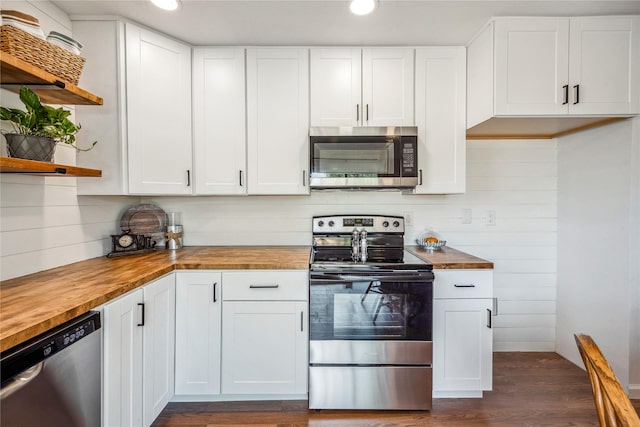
[{"xmin": 0, "ymin": 85, "xmax": 96, "ymax": 162}]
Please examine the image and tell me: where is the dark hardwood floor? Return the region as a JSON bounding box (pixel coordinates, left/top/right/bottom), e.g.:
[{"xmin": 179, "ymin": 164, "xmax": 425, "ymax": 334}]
[{"xmin": 153, "ymin": 352, "xmax": 640, "ymax": 426}]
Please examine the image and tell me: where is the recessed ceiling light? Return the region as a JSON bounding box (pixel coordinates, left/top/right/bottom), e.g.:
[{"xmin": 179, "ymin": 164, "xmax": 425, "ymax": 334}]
[
  {"xmin": 350, "ymin": 0, "xmax": 377, "ymax": 16},
  {"xmin": 150, "ymin": 0, "xmax": 181, "ymax": 11}
]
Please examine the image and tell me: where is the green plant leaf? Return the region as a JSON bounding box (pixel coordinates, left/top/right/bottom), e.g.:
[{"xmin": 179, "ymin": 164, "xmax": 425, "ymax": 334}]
[{"xmin": 19, "ymin": 86, "xmax": 43, "ymax": 112}]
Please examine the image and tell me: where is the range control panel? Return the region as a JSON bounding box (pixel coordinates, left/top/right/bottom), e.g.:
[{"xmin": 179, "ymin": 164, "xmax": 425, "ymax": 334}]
[{"xmin": 313, "ymin": 215, "xmax": 404, "ymax": 234}]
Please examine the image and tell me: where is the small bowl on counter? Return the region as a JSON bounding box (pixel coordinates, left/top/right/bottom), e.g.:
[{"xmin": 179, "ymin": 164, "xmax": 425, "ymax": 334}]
[{"xmin": 416, "ymin": 230, "xmax": 446, "ymax": 251}]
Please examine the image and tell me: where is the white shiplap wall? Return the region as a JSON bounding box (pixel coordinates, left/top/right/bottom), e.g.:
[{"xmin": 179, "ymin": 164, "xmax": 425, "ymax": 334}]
[
  {"xmin": 0, "ymin": 0, "xmax": 136, "ymax": 280},
  {"xmin": 556, "ymin": 118, "xmax": 640, "ymax": 393},
  {"xmin": 146, "ymin": 139, "xmax": 558, "ymax": 351},
  {"xmin": 0, "ymin": 174, "xmax": 135, "ymax": 280}
]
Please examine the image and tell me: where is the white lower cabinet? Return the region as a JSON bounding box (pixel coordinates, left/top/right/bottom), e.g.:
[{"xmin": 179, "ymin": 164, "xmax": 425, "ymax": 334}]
[
  {"xmin": 221, "ymin": 301, "xmax": 308, "ymax": 394},
  {"xmin": 142, "ymin": 274, "xmax": 176, "ymax": 426},
  {"xmin": 174, "ymin": 270, "xmax": 308, "ymax": 399},
  {"xmin": 222, "ymin": 270, "xmax": 308, "ymax": 395},
  {"xmin": 174, "ymin": 271, "xmax": 222, "ymax": 395},
  {"xmin": 432, "ymin": 269, "xmax": 494, "ymax": 398},
  {"xmin": 102, "ymin": 273, "xmax": 176, "ymax": 427},
  {"xmin": 103, "ymin": 288, "xmax": 144, "ymax": 427}
]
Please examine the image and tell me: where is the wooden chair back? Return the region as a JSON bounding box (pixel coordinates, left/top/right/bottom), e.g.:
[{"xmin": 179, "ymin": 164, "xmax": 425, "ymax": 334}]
[{"xmin": 574, "ymin": 333, "xmax": 640, "ymax": 427}]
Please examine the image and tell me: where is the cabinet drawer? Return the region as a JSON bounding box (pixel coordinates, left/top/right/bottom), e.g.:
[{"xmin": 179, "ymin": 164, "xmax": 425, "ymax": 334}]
[
  {"xmin": 222, "ymin": 270, "xmax": 308, "ymax": 301},
  {"xmin": 433, "ymin": 270, "xmax": 493, "ymax": 299}
]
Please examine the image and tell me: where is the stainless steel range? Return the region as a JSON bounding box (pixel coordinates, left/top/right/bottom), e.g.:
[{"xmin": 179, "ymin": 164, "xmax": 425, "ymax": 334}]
[{"xmin": 309, "ymin": 215, "xmax": 434, "ymax": 410}]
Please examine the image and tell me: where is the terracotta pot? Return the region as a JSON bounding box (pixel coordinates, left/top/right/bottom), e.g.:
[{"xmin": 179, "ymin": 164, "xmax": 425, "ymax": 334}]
[{"xmin": 4, "ymin": 134, "xmax": 57, "ymax": 162}]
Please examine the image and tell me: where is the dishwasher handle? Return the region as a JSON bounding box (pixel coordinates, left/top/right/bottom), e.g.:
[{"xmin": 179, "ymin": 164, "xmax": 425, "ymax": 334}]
[{"xmin": 0, "ymin": 362, "xmax": 44, "ymax": 400}]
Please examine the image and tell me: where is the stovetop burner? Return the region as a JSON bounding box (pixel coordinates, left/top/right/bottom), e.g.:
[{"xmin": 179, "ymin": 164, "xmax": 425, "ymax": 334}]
[{"xmin": 311, "ymin": 249, "xmax": 432, "ymax": 271}]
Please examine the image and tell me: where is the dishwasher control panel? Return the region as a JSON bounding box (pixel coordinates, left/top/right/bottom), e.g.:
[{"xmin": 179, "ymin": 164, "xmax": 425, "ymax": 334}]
[{"xmin": 1, "ymin": 311, "xmax": 101, "ymax": 385}]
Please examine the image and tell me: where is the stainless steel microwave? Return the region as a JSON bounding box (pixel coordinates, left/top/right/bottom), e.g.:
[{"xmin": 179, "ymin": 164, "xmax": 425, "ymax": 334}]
[{"xmin": 309, "ymin": 126, "xmax": 418, "ymax": 189}]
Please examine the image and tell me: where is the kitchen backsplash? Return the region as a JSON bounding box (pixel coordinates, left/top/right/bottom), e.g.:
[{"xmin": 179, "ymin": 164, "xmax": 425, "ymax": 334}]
[{"xmin": 148, "ymin": 138, "xmax": 558, "ymax": 352}]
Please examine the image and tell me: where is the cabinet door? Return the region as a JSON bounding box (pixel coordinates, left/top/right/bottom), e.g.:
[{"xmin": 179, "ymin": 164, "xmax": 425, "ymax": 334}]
[
  {"xmin": 103, "ymin": 289, "xmax": 144, "ymax": 427},
  {"xmin": 432, "ymin": 298, "xmax": 493, "ymax": 395},
  {"xmin": 175, "ymin": 272, "xmax": 222, "ymax": 395},
  {"xmin": 125, "ymin": 23, "xmax": 193, "ymax": 194},
  {"xmin": 362, "ymin": 48, "xmax": 415, "ymax": 126},
  {"xmin": 193, "ymin": 48, "xmax": 247, "ymax": 194},
  {"xmin": 246, "ymin": 48, "xmax": 310, "ymax": 195},
  {"xmin": 494, "ymin": 18, "xmax": 570, "ymax": 115},
  {"xmin": 222, "ymin": 301, "xmax": 308, "ymax": 394},
  {"xmin": 142, "ymin": 274, "xmax": 175, "ymax": 427},
  {"xmin": 414, "ymin": 47, "xmax": 466, "ymax": 194},
  {"xmin": 569, "ymin": 17, "xmax": 640, "ymax": 114},
  {"xmin": 310, "ymin": 49, "xmax": 362, "ymax": 126}
]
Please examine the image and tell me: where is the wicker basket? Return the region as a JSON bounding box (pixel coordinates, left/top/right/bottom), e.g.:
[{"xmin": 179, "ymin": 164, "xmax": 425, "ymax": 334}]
[{"xmin": 0, "ymin": 25, "xmax": 85, "ymax": 85}]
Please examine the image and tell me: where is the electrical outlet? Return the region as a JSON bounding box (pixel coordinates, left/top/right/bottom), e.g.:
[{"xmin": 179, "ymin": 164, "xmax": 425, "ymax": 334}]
[
  {"xmin": 487, "ymin": 210, "xmax": 497, "ymax": 226},
  {"xmin": 462, "ymin": 208, "xmax": 472, "ymax": 224},
  {"xmin": 403, "ymin": 211, "xmax": 413, "ymax": 226}
]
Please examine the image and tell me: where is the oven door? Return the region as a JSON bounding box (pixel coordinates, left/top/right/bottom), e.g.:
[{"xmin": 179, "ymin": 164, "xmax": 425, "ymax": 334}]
[{"xmin": 309, "ymin": 270, "xmax": 433, "ymax": 364}]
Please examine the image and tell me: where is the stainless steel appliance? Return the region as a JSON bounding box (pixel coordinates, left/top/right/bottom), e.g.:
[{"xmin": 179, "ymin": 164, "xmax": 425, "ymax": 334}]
[
  {"xmin": 1, "ymin": 311, "xmax": 102, "ymax": 427},
  {"xmin": 309, "ymin": 126, "xmax": 418, "ymax": 189},
  {"xmin": 309, "ymin": 215, "xmax": 434, "ymax": 410}
]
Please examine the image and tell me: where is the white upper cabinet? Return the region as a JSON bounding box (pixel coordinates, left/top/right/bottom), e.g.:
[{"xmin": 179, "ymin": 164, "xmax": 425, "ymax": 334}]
[
  {"xmin": 414, "ymin": 47, "xmax": 466, "ymax": 194},
  {"xmin": 74, "ymin": 20, "xmax": 192, "ymax": 195},
  {"xmin": 126, "ymin": 23, "xmax": 192, "ymax": 194},
  {"xmin": 467, "ymin": 16, "xmax": 640, "ymax": 138},
  {"xmin": 246, "ymin": 48, "xmax": 310, "ymax": 195},
  {"xmin": 494, "ymin": 18, "xmax": 570, "ymax": 116},
  {"xmin": 362, "ymin": 48, "xmax": 415, "ymax": 126},
  {"xmin": 310, "ymin": 48, "xmax": 414, "ymax": 127},
  {"xmin": 568, "ymin": 17, "xmax": 640, "ymax": 115},
  {"xmin": 310, "ymin": 49, "xmax": 361, "ymax": 126},
  {"xmin": 192, "ymin": 48, "xmax": 247, "ymax": 195}
]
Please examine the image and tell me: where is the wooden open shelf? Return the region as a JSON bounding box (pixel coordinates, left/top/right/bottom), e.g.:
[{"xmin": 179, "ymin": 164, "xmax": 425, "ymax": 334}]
[
  {"xmin": 0, "ymin": 52, "xmax": 103, "ymax": 105},
  {"xmin": 0, "ymin": 156, "xmax": 102, "ymax": 176}
]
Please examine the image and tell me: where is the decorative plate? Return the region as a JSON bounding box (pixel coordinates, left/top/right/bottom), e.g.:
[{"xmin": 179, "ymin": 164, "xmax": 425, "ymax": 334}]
[{"xmin": 120, "ymin": 203, "xmax": 168, "ymax": 244}]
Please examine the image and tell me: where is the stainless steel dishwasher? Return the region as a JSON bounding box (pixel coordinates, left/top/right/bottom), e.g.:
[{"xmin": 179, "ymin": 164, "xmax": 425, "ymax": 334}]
[{"xmin": 1, "ymin": 311, "xmax": 102, "ymax": 427}]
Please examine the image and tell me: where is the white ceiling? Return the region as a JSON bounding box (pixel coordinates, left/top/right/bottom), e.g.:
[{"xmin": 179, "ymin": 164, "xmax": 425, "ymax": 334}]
[{"xmin": 51, "ymin": 0, "xmax": 640, "ymax": 46}]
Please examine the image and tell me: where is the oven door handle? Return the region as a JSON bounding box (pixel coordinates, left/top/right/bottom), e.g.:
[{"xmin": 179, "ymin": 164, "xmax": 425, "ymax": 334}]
[{"xmin": 311, "ymin": 274, "xmax": 433, "ymax": 284}]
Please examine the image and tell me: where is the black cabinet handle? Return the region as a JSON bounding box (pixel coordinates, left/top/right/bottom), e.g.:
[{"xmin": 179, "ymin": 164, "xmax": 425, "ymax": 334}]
[
  {"xmin": 454, "ymin": 284, "xmax": 476, "ymax": 288},
  {"xmin": 562, "ymin": 85, "xmax": 569, "ymax": 105},
  {"xmin": 300, "ymin": 311, "xmax": 304, "ymax": 332},
  {"xmin": 186, "ymin": 170, "xmax": 191, "ymax": 187},
  {"xmin": 573, "ymin": 84, "xmax": 580, "ymax": 104},
  {"xmin": 302, "ymin": 170, "xmax": 306, "ymax": 187},
  {"xmin": 213, "ymin": 282, "xmax": 217, "ymax": 303},
  {"xmin": 138, "ymin": 303, "xmax": 145, "ymax": 327},
  {"xmin": 487, "ymin": 308, "xmax": 492, "ymax": 329},
  {"xmin": 366, "ymin": 104, "xmax": 369, "ymax": 122},
  {"xmin": 356, "ymin": 104, "xmax": 360, "ymax": 122},
  {"xmin": 239, "ymin": 170, "xmax": 243, "ymax": 187},
  {"xmin": 419, "ymin": 169, "xmax": 423, "ymax": 186}
]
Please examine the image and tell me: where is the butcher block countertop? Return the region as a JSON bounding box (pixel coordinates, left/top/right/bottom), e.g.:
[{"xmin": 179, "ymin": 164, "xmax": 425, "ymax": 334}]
[
  {"xmin": 0, "ymin": 245, "xmax": 491, "ymax": 353},
  {"xmin": 406, "ymin": 246, "xmax": 494, "ymax": 269},
  {"xmin": 0, "ymin": 246, "xmax": 310, "ymax": 353}
]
